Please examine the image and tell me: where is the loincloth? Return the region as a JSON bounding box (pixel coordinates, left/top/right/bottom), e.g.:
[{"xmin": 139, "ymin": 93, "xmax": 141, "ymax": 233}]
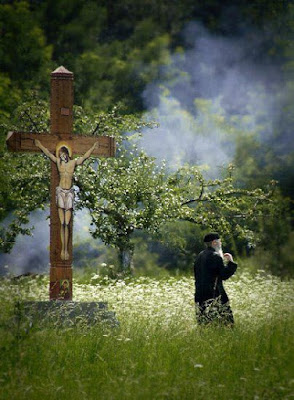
[{"xmin": 56, "ymin": 186, "xmax": 75, "ymax": 210}]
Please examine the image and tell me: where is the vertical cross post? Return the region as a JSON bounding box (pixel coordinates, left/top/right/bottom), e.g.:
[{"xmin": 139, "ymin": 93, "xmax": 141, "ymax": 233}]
[{"xmin": 49, "ymin": 67, "xmax": 74, "ymax": 300}]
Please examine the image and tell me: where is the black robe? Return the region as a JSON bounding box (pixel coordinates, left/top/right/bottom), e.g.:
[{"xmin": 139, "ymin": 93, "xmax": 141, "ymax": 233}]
[{"xmin": 194, "ymin": 246, "xmax": 237, "ymax": 324}]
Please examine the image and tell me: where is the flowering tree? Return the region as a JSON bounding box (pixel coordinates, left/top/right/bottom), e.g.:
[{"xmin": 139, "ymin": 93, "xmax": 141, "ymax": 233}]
[
  {"xmin": 75, "ymin": 146, "xmax": 181, "ymax": 273},
  {"xmin": 171, "ymin": 164, "xmax": 284, "ymax": 248}
]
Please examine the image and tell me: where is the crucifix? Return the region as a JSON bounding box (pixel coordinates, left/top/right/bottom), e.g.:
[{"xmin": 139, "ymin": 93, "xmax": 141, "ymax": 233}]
[{"xmin": 6, "ymin": 66, "xmax": 115, "ymax": 301}]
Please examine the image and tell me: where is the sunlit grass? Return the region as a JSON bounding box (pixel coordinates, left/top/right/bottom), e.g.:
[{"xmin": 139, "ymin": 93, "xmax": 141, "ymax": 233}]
[{"xmin": 0, "ymin": 270, "xmax": 293, "ymax": 399}]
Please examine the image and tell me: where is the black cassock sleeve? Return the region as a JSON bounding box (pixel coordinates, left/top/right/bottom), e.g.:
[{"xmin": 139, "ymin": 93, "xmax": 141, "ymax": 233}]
[{"xmin": 214, "ymin": 254, "xmax": 237, "ymax": 280}]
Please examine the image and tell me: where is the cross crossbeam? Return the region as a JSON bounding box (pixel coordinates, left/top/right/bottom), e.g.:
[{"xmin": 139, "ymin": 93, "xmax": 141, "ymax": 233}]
[{"xmin": 6, "ymin": 132, "xmax": 115, "ymax": 157}]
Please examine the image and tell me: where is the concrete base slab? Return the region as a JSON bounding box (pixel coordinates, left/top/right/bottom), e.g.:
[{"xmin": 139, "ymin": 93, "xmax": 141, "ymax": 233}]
[{"xmin": 16, "ymin": 301, "xmax": 119, "ymax": 327}]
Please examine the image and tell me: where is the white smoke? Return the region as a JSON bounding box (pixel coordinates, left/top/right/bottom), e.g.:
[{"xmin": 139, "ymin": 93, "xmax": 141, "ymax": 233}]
[
  {"xmin": 0, "ymin": 208, "xmax": 96, "ymax": 276},
  {"xmin": 140, "ymin": 22, "xmax": 282, "ymax": 176},
  {"xmin": 0, "ymin": 209, "xmax": 50, "ymax": 276}
]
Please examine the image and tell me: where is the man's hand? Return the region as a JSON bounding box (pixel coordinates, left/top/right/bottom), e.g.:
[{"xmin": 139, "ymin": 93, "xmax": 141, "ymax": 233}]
[
  {"xmin": 35, "ymin": 139, "xmax": 41, "ymax": 147},
  {"xmin": 224, "ymin": 253, "xmax": 233, "ymax": 262},
  {"xmin": 94, "ymin": 141, "xmax": 99, "ymax": 149}
]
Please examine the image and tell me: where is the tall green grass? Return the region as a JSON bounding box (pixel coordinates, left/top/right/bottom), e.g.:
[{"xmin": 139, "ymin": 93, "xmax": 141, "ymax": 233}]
[{"xmin": 0, "ymin": 270, "xmax": 293, "ymax": 400}]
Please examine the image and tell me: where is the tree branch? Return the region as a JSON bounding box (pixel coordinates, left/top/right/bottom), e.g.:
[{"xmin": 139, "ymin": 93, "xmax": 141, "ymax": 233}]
[
  {"xmin": 181, "ymin": 188, "xmax": 273, "ymax": 207},
  {"xmin": 91, "ymin": 118, "xmax": 102, "ymax": 135},
  {"xmin": 23, "ymin": 110, "xmax": 40, "ymax": 133},
  {"xmin": 181, "ymin": 182, "xmax": 204, "ymax": 206}
]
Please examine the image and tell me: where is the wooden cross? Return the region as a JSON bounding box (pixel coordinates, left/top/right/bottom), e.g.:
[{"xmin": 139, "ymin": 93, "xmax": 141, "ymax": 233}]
[{"xmin": 6, "ymin": 66, "xmax": 115, "ymax": 300}]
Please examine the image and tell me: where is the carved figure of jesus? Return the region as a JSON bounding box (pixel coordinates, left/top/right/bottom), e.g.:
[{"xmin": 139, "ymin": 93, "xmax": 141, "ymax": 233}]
[{"xmin": 35, "ymin": 139, "xmax": 98, "ymax": 260}]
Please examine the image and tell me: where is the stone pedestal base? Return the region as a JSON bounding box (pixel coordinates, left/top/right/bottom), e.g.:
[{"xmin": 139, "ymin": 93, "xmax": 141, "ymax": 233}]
[{"xmin": 16, "ymin": 301, "xmax": 119, "ymax": 327}]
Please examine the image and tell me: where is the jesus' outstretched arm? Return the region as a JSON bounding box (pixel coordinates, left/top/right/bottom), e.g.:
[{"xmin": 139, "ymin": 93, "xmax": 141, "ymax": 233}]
[
  {"xmin": 75, "ymin": 141, "xmax": 99, "ymax": 166},
  {"xmin": 35, "ymin": 139, "xmax": 57, "ymax": 163}
]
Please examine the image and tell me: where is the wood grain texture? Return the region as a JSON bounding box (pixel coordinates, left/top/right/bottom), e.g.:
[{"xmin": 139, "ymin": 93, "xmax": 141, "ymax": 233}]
[{"xmin": 50, "ymin": 69, "xmax": 74, "ymax": 135}]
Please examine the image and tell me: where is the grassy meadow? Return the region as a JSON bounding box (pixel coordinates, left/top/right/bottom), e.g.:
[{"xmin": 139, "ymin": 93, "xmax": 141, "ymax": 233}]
[{"xmin": 0, "ymin": 269, "xmax": 293, "ymax": 400}]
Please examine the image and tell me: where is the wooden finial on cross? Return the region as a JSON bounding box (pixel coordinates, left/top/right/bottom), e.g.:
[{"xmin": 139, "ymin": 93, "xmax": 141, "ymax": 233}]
[{"xmin": 6, "ymin": 66, "xmax": 116, "ymax": 301}]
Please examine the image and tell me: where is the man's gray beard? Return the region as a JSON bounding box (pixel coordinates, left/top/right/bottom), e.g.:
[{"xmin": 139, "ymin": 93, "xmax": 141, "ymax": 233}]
[
  {"xmin": 213, "ymin": 245, "xmax": 224, "ymax": 259},
  {"xmin": 218, "ymin": 248, "xmax": 224, "ymax": 259}
]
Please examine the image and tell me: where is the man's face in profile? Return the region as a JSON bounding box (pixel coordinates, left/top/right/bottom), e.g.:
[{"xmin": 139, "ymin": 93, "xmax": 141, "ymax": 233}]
[{"xmin": 213, "ymin": 239, "xmax": 222, "ymax": 251}]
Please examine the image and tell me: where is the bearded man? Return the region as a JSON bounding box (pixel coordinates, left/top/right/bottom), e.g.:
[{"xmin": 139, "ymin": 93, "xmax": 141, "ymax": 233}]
[{"xmin": 194, "ymin": 232, "xmax": 237, "ymax": 326}]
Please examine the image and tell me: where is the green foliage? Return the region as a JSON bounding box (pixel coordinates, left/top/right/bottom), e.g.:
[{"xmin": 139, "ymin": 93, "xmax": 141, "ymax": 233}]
[
  {"xmin": 167, "ymin": 163, "xmax": 284, "ymax": 249},
  {"xmin": 0, "ymin": 1, "xmax": 52, "ymax": 87},
  {"xmin": 0, "ymin": 1, "xmax": 52, "ymax": 121},
  {"xmin": 37, "ymin": 0, "xmax": 107, "ymax": 60},
  {"xmin": 75, "ymin": 145, "xmax": 181, "ymax": 273},
  {"xmin": 73, "ymin": 104, "xmax": 157, "ymax": 139},
  {"xmin": 0, "ymin": 94, "xmax": 51, "ymax": 253},
  {"xmin": 0, "ymin": 0, "xmax": 293, "ymax": 117},
  {"xmin": 147, "ymin": 221, "xmax": 204, "ymax": 272},
  {"xmin": 12, "ymin": 96, "xmax": 50, "ymax": 133},
  {"xmin": 0, "ymin": 151, "xmax": 49, "ymax": 253},
  {"xmin": 74, "ymin": 32, "xmax": 172, "ymax": 111},
  {"xmin": 1, "ymin": 1, "xmax": 294, "ymax": 276},
  {"xmin": 0, "ymin": 74, "xmax": 22, "ymax": 118}
]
